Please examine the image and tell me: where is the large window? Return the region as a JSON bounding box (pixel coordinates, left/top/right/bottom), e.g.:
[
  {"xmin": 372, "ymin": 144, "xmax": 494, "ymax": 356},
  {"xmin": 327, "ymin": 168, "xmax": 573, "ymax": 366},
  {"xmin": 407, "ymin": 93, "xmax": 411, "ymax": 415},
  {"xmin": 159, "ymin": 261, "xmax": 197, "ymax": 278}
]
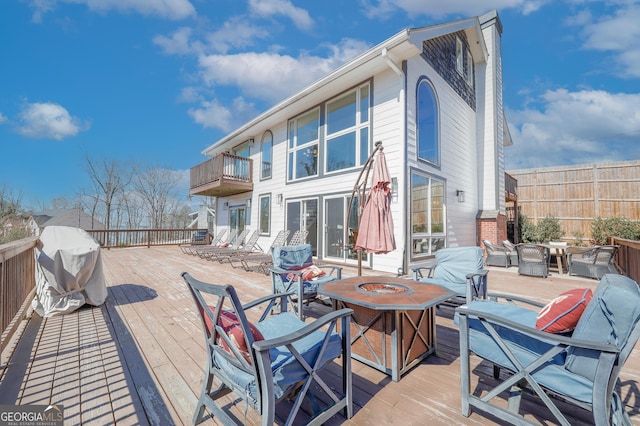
[
  {"xmin": 417, "ymin": 79, "xmax": 439, "ymax": 166},
  {"xmin": 260, "ymin": 131, "xmax": 272, "ymax": 180},
  {"xmin": 325, "ymin": 84, "xmax": 370, "ymax": 173},
  {"xmin": 288, "ymin": 109, "xmax": 319, "ymax": 180},
  {"xmin": 258, "ymin": 194, "xmax": 270, "ymax": 235},
  {"xmin": 410, "ymin": 171, "xmax": 445, "ymax": 259}
]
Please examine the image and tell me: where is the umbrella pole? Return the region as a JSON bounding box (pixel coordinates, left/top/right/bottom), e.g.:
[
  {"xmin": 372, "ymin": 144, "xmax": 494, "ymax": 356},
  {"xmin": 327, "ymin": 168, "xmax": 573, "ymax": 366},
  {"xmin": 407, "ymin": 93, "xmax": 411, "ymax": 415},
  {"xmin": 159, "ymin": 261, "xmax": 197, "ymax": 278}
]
[{"xmin": 348, "ymin": 141, "xmax": 383, "ymax": 276}]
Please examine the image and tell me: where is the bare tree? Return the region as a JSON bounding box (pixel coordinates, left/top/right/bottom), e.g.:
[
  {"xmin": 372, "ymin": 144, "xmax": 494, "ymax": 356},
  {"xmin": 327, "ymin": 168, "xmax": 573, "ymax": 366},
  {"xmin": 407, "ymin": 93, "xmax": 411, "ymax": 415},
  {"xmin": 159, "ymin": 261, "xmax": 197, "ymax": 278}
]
[
  {"xmin": 84, "ymin": 153, "xmax": 132, "ymax": 230},
  {"xmin": 132, "ymin": 165, "xmax": 182, "ymax": 229}
]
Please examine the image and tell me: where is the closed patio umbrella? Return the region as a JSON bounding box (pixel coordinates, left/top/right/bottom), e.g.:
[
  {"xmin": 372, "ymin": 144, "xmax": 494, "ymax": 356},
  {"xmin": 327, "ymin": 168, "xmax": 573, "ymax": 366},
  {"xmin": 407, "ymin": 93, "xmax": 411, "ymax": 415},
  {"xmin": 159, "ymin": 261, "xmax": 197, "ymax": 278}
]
[{"xmin": 354, "ymin": 147, "xmax": 396, "ymax": 272}]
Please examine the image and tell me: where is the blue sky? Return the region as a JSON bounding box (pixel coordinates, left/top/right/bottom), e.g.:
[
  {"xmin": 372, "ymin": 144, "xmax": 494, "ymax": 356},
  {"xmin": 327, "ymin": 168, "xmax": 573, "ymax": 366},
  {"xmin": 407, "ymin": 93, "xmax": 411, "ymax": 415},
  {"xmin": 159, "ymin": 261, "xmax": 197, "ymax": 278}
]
[{"xmin": 2, "ymin": 0, "xmax": 640, "ymax": 207}]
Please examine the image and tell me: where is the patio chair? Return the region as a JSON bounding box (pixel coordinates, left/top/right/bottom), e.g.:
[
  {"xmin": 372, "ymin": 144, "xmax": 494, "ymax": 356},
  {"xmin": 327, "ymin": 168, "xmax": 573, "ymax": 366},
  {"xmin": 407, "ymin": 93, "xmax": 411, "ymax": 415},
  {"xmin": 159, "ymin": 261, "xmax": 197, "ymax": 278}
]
[
  {"xmin": 287, "ymin": 229, "xmax": 309, "ymax": 246},
  {"xmin": 270, "ymin": 244, "xmax": 342, "ymax": 320},
  {"xmin": 568, "ymin": 245, "xmax": 619, "ymax": 280},
  {"xmin": 209, "ymin": 230, "xmax": 261, "ymax": 263},
  {"xmin": 412, "ymin": 246, "xmax": 489, "ymax": 304},
  {"xmin": 482, "ymin": 240, "xmax": 510, "ymax": 268},
  {"xmin": 516, "ymin": 243, "xmax": 550, "ymax": 278},
  {"xmin": 456, "ymin": 273, "xmax": 640, "ymax": 425},
  {"xmin": 182, "ymin": 272, "xmax": 353, "ymax": 426},
  {"xmin": 195, "ymin": 229, "xmax": 248, "ymax": 260},
  {"xmin": 501, "ymin": 240, "xmax": 519, "ymax": 266},
  {"xmin": 236, "ymin": 229, "xmax": 291, "ymax": 273},
  {"xmin": 181, "ymin": 229, "xmax": 227, "ymax": 255}
]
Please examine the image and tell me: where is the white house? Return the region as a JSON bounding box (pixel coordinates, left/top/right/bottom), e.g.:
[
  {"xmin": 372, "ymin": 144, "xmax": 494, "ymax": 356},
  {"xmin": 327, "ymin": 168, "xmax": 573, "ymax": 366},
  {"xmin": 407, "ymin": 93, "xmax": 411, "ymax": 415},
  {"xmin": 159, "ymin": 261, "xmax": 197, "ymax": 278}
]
[{"xmin": 189, "ymin": 10, "xmax": 513, "ymax": 274}]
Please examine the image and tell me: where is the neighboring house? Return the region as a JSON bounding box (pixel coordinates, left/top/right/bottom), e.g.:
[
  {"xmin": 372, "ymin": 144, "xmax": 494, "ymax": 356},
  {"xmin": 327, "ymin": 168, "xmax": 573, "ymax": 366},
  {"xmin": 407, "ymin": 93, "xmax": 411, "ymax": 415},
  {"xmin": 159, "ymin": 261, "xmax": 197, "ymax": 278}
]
[
  {"xmin": 188, "ymin": 10, "xmax": 513, "ymax": 274},
  {"xmin": 28, "ymin": 208, "xmax": 106, "ymax": 236}
]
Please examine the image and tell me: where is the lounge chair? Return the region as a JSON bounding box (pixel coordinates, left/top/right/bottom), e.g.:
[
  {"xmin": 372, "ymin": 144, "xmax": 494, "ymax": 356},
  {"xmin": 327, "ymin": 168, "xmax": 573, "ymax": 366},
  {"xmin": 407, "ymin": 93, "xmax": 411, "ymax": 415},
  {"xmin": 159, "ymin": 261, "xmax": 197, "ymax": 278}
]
[
  {"xmin": 195, "ymin": 229, "xmax": 248, "ymax": 260},
  {"xmin": 208, "ymin": 230, "xmax": 261, "ymax": 263},
  {"xmin": 235, "ymin": 229, "xmax": 290, "ymax": 273},
  {"xmin": 180, "ymin": 229, "xmax": 227, "ymax": 255}
]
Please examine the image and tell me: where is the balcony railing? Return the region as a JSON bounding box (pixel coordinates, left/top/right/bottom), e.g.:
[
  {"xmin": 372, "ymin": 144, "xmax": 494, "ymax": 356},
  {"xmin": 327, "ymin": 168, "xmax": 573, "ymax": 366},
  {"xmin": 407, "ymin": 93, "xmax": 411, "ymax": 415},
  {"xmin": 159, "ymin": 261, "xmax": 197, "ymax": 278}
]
[
  {"xmin": 1, "ymin": 236, "xmax": 38, "ymax": 364},
  {"xmin": 86, "ymin": 228, "xmax": 208, "ymax": 248},
  {"xmin": 505, "ymin": 172, "xmax": 517, "ymax": 201},
  {"xmin": 190, "ymin": 153, "xmax": 253, "ymax": 197}
]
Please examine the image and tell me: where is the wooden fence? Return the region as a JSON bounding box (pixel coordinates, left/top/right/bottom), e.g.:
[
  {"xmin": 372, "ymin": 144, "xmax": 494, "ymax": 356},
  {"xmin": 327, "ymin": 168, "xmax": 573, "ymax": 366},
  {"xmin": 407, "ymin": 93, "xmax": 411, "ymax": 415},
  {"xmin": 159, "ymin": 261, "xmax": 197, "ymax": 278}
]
[
  {"xmin": 0, "ymin": 237, "xmax": 38, "ymax": 363},
  {"xmin": 612, "ymin": 237, "xmax": 640, "ymax": 284},
  {"xmin": 508, "ymin": 160, "xmax": 640, "ymax": 241}
]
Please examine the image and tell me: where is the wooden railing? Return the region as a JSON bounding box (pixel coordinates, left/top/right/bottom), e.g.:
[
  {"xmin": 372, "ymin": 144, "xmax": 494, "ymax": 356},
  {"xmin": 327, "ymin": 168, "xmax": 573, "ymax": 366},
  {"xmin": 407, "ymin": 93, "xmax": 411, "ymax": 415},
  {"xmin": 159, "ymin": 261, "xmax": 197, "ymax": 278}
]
[
  {"xmin": 190, "ymin": 152, "xmax": 253, "ymax": 191},
  {"xmin": 611, "ymin": 237, "xmax": 640, "ymax": 283},
  {"xmin": 86, "ymin": 228, "xmax": 209, "ymax": 248},
  {"xmin": 1, "ymin": 236, "xmax": 38, "ymax": 362},
  {"xmin": 505, "ymin": 172, "xmax": 517, "ymax": 201}
]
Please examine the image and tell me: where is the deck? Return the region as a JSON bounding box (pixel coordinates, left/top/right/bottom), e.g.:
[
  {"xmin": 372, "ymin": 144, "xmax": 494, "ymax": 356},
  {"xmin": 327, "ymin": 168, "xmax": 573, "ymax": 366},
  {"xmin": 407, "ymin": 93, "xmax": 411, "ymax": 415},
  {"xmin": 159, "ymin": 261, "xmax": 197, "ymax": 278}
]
[{"xmin": 1, "ymin": 245, "xmax": 638, "ymax": 425}]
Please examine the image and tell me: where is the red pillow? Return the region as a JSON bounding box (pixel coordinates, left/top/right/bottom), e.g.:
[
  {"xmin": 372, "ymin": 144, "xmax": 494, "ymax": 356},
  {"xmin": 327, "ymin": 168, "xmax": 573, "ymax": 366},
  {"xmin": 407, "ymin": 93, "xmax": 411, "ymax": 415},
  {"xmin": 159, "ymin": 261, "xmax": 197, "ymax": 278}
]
[
  {"xmin": 536, "ymin": 288, "xmax": 593, "ymax": 333},
  {"xmin": 202, "ymin": 308, "xmax": 264, "ymax": 363},
  {"xmin": 287, "ymin": 265, "xmax": 326, "ymax": 281}
]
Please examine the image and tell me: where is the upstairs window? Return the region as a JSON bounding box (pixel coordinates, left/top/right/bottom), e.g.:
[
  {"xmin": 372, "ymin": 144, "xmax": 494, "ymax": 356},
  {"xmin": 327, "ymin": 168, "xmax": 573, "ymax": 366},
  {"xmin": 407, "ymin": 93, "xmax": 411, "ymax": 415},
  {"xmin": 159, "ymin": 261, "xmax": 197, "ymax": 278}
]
[
  {"xmin": 288, "ymin": 109, "xmax": 319, "ymax": 181},
  {"xmin": 417, "ymin": 79, "xmax": 439, "ymax": 166},
  {"xmin": 325, "ymin": 84, "xmax": 370, "ymax": 173},
  {"xmin": 260, "ymin": 131, "xmax": 273, "ymax": 180}
]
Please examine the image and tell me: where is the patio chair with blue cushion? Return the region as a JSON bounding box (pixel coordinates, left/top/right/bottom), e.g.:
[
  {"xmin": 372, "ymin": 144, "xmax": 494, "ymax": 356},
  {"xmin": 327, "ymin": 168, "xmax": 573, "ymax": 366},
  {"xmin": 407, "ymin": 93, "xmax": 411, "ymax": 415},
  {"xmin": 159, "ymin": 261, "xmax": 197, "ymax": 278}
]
[
  {"xmin": 412, "ymin": 246, "xmax": 489, "ymax": 304},
  {"xmin": 182, "ymin": 272, "xmax": 353, "ymax": 426},
  {"xmin": 456, "ymin": 274, "xmax": 640, "ymax": 425},
  {"xmin": 270, "ymin": 244, "xmax": 343, "ymax": 320}
]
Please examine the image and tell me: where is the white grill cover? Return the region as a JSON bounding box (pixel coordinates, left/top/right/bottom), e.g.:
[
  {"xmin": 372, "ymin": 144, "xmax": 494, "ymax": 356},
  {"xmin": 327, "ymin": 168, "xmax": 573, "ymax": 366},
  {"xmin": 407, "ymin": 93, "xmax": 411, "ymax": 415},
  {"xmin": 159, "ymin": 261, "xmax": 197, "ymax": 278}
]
[{"xmin": 32, "ymin": 226, "xmax": 107, "ymax": 317}]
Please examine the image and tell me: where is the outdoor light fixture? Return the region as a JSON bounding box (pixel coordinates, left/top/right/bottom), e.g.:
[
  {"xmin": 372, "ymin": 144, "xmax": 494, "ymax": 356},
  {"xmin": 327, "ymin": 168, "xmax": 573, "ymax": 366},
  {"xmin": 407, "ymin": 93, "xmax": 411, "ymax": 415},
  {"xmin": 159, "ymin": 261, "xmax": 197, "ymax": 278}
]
[
  {"xmin": 277, "ymin": 193, "xmax": 283, "ymax": 205},
  {"xmin": 223, "ymin": 201, "xmax": 229, "ymax": 210},
  {"xmin": 456, "ymin": 190, "xmax": 465, "ymax": 203}
]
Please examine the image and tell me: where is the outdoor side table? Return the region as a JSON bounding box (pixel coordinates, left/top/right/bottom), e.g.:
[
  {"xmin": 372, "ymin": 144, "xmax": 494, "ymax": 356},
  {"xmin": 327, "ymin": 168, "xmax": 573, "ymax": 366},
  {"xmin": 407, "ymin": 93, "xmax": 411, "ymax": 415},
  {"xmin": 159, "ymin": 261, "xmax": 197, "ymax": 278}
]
[{"xmin": 318, "ymin": 276, "xmax": 454, "ymax": 382}]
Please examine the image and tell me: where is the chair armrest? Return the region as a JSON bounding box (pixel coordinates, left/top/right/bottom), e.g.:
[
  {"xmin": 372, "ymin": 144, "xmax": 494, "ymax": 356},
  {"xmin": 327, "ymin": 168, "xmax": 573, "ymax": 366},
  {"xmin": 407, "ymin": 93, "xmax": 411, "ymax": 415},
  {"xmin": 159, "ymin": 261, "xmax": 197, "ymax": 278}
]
[
  {"xmin": 412, "ymin": 265, "xmax": 436, "ymax": 280},
  {"xmin": 485, "ymin": 292, "xmax": 546, "ymax": 309},
  {"xmin": 465, "ymin": 269, "xmax": 489, "ymax": 281},
  {"xmin": 269, "ymin": 265, "xmax": 292, "ymax": 275},
  {"xmin": 242, "ymin": 293, "xmax": 292, "ymax": 321},
  {"xmin": 252, "ymin": 308, "xmax": 353, "ymax": 352},
  {"xmin": 318, "ymin": 265, "xmax": 343, "ymax": 279},
  {"xmin": 456, "ymin": 304, "xmax": 620, "ymax": 353}
]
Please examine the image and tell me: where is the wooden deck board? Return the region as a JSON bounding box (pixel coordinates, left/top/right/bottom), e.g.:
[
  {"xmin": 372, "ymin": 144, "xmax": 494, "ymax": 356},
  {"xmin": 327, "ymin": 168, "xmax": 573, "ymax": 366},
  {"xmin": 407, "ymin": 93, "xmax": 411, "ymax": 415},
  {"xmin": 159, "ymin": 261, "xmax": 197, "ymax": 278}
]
[{"xmin": 0, "ymin": 245, "xmax": 639, "ymax": 425}]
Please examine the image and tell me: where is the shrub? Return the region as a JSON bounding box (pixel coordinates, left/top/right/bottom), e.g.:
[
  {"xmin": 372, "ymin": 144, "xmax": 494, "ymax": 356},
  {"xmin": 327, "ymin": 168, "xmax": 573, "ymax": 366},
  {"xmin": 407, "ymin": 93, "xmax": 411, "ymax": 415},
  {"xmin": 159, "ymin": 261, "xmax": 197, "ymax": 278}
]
[
  {"xmin": 519, "ymin": 213, "xmax": 538, "ymax": 243},
  {"xmin": 537, "ymin": 215, "xmax": 563, "ymax": 242},
  {"xmin": 591, "ymin": 217, "xmax": 640, "ymax": 245}
]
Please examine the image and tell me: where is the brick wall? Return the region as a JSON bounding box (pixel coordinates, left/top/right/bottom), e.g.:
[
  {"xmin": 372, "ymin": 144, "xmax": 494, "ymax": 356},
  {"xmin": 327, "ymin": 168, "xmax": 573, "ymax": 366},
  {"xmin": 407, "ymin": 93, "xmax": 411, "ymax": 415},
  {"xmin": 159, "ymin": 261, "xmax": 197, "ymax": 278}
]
[{"xmin": 477, "ymin": 214, "xmax": 507, "ymax": 247}]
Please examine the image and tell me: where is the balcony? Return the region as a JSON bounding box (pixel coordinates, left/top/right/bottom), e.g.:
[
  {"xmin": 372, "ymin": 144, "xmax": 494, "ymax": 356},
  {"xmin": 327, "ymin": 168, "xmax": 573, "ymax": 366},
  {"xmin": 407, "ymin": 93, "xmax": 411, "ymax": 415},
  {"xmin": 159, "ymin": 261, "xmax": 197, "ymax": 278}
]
[
  {"xmin": 189, "ymin": 152, "xmax": 253, "ymax": 197},
  {"xmin": 505, "ymin": 172, "xmax": 517, "ymax": 202}
]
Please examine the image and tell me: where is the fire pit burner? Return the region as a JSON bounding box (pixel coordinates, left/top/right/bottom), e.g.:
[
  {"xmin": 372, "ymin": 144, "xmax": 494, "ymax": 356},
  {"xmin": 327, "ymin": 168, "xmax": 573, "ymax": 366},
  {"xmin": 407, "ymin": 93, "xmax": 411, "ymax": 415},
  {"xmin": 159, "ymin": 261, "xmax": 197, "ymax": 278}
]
[{"xmin": 358, "ymin": 282, "xmax": 410, "ymax": 294}]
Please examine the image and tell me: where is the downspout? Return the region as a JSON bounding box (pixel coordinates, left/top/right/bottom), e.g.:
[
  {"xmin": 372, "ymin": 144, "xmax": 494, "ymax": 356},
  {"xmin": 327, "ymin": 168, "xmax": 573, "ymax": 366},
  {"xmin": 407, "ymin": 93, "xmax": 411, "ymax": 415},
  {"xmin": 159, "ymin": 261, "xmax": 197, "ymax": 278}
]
[{"xmin": 381, "ymin": 47, "xmax": 407, "ymax": 275}]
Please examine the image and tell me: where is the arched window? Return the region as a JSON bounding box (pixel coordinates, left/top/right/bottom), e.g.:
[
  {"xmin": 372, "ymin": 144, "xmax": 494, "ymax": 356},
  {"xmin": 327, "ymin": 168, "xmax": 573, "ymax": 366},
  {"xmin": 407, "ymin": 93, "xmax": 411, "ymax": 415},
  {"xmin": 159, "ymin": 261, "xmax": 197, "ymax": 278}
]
[
  {"xmin": 260, "ymin": 130, "xmax": 273, "ymax": 180},
  {"xmin": 417, "ymin": 79, "xmax": 439, "ymax": 166}
]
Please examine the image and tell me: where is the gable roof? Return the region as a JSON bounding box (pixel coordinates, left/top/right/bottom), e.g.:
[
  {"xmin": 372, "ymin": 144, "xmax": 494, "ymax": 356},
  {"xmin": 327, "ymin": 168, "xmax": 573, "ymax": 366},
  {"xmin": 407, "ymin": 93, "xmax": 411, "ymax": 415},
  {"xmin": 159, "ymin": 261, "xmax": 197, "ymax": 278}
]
[
  {"xmin": 203, "ymin": 10, "xmax": 498, "ymax": 157},
  {"xmin": 31, "ymin": 209, "xmax": 105, "ymax": 230}
]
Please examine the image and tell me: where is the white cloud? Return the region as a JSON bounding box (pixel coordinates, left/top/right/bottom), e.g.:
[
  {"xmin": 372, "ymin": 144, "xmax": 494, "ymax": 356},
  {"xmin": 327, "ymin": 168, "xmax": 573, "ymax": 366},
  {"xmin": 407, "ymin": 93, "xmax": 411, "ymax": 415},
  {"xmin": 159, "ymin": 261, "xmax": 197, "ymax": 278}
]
[
  {"xmin": 362, "ymin": 0, "xmax": 549, "ymax": 19},
  {"xmin": 204, "ymin": 17, "xmax": 271, "ymax": 54},
  {"xmin": 197, "ymin": 38, "xmax": 371, "ymax": 105},
  {"xmin": 16, "ymin": 102, "xmax": 88, "ymax": 140},
  {"xmin": 188, "ymin": 97, "xmax": 259, "ymax": 132},
  {"xmin": 0, "ymin": 112, "xmax": 7, "ymax": 124},
  {"xmin": 577, "ymin": 4, "xmax": 640, "ymax": 77},
  {"xmin": 248, "ymin": 0, "xmax": 314, "ymax": 30},
  {"xmin": 153, "ymin": 27, "xmax": 200, "ymax": 55},
  {"xmin": 506, "ymin": 88, "xmax": 640, "ymax": 169},
  {"xmin": 29, "ymin": 0, "xmax": 196, "ymax": 22}
]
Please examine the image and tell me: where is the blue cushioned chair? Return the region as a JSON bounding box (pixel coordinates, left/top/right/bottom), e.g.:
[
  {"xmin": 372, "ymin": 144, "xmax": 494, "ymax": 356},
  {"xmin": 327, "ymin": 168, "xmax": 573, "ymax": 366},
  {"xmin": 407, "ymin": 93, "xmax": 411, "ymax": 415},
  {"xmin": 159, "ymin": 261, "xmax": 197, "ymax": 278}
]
[
  {"xmin": 182, "ymin": 272, "xmax": 352, "ymax": 426},
  {"xmin": 270, "ymin": 244, "xmax": 342, "ymax": 320},
  {"xmin": 412, "ymin": 246, "xmax": 489, "ymax": 304},
  {"xmin": 456, "ymin": 274, "xmax": 640, "ymax": 425}
]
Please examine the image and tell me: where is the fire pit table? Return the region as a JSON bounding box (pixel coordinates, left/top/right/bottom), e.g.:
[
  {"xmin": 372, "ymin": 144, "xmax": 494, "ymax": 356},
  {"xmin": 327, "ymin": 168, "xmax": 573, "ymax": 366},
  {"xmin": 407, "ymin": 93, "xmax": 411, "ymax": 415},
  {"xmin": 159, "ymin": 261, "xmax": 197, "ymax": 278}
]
[{"xmin": 318, "ymin": 276, "xmax": 454, "ymax": 381}]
